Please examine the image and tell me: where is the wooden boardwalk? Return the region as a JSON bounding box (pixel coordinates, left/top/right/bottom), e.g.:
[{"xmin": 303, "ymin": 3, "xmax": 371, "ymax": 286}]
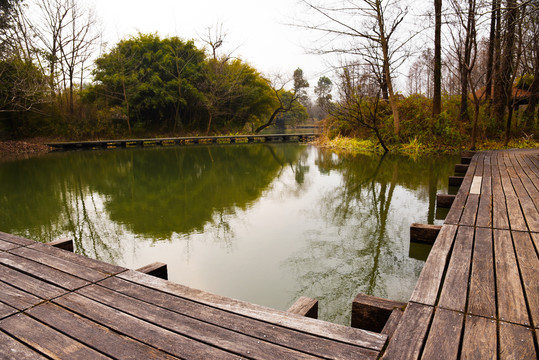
[
  {"xmin": 0, "ymin": 232, "xmax": 385, "ymax": 359},
  {"xmin": 46, "ymin": 133, "xmax": 318, "ymax": 150},
  {"xmin": 382, "ymin": 148, "xmax": 539, "ymax": 359}
]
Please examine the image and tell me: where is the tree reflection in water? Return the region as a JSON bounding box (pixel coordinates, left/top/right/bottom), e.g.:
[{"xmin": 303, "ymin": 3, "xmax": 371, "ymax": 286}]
[
  {"xmin": 0, "ymin": 145, "xmax": 458, "ymax": 325},
  {"xmin": 283, "ymin": 150, "xmax": 458, "ymax": 324}
]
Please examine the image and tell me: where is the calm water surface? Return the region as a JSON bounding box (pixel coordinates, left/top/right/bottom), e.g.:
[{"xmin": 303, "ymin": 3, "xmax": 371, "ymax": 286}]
[{"xmin": 0, "ymin": 144, "xmax": 458, "ymax": 325}]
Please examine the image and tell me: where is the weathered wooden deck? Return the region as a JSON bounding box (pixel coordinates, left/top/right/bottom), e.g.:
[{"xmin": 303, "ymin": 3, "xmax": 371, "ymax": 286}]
[
  {"xmin": 46, "ymin": 133, "xmax": 319, "ymax": 150},
  {"xmin": 382, "ymin": 148, "xmax": 539, "ymax": 359},
  {"xmin": 0, "ymin": 232, "xmax": 385, "ymax": 359}
]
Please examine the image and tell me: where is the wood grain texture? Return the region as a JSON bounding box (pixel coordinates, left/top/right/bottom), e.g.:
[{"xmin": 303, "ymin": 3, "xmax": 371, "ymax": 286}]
[
  {"xmin": 54, "ymin": 292, "xmax": 242, "ymax": 360},
  {"xmin": 0, "ymin": 313, "xmax": 110, "ymax": 359},
  {"xmin": 75, "ymin": 284, "xmax": 325, "ymax": 360},
  {"xmin": 0, "ymin": 263, "xmax": 66, "ymax": 300},
  {"xmin": 499, "ymin": 322, "xmax": 536, "ymax": 360},
  {"xmin": 27, "ymin": 302, "xmax": 177, "ymax": 360},
  {"xmin": 381, "ymin": 302, "xmax": 433, "ymax": 360},
  {"xmin": 117, "ymin": 269, "xmax": 387, "ymax": 351},
  {"xmin": 494, "ymin": 229, "xmax": 530, "ymax": 326},
  {"xmin": 0, "ymin": 330, "xmax": 48, "ymax": 359},
  {"xmin": 461, "ymin": 315, "xmax": 497, "ymax": 360},
  {"xmin": 0, "ymin": 252, "xmax": 88, "ymax": 290},
  {"xmin": 28, "ymin": 241, "xmax": 126, "ymax": 275},
  {"xmin": 511, "ymin": 231, "xmax": 539, "ymax": 328},
  {"xmin": 421, "ymin": 308, "xmax": 464, "ymax": 360},
  {"xmin": 287, "ymin": 296, "xmax": 318, "ymax": 319},
  {"xmin": 438, "ymin": 226, "xmax": 474, "ymax": 312},
  {"xmin": 467, "ymin": 227, "xmax": 496, "ymax": 318},
  {"xmin": 410, "ymin": 225, "xmax": 458, "ymax": 306},
  {"xmin": 100, "ymin": 276, "xmax": 376, "ymax": 360}
]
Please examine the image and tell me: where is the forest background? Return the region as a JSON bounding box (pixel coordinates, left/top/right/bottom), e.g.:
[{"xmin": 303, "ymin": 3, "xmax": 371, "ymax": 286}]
[{"xmin": 0, "ymin": 0, "xmax": 537, "ymax": 153}]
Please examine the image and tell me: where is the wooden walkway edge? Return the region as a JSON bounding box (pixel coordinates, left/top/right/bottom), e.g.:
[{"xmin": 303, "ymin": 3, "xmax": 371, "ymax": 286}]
[
  {"xmin": 46, "ymin": 133, "xmax": 319, "ymax": 150},
  {"xmin": 0, "ymin": 231, "xmax": 385, "ymax": 359},
  {"xmin": 382, "ymin": 148, "xmax": 539, "ymax": 359}
]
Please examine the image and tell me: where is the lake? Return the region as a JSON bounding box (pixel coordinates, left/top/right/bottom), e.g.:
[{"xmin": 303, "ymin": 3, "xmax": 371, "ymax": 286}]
[{"xmin": 0, "ymin": 143, "xmax": 458, "ymax": 325}]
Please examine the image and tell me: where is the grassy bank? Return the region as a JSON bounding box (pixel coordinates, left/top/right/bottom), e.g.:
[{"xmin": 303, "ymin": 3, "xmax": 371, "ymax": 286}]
[{"xmin": 315, "ymin": 133, "xmax": 539, "ymax": 155}]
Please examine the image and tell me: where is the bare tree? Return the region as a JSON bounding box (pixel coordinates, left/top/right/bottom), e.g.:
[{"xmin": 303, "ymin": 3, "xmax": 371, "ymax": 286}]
[
  {"xmin": 433, "ymin": 0, "xmax": 442, "ymax": 116},
  {"xmin": 298, "ymin": 0, "xmax": 414, "ymax": 137},
  {"xmin": 332, "ymin": 64, "xmax": 389, "ymax": 152}
]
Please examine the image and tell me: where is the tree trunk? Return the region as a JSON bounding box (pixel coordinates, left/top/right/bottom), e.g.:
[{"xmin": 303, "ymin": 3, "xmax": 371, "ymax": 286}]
[
  {"xmin": 485, "ymin": 0, "xmax": 498, "ymax": 104},
  {"xmin": 432, "ymin": 0, "xmax": 442, "ymax": 117},
  {"xmin": 523, "ymin": 24, "xmax": 539, "ymax": 127},
  {"xmin": 498, "ymin": 0, "xmax": 518, "ymax": 143}
]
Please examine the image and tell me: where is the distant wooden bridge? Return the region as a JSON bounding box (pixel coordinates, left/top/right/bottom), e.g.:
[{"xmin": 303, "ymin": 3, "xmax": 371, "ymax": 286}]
[{"xmin": 47, "ymin": 133, "xmax": 319, "ymax": 150}]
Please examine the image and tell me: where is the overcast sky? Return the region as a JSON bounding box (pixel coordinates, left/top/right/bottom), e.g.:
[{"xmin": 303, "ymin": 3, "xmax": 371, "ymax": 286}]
[{"xmin": 93, "ymin": 0, "xmax": 328, "ymax": 84}]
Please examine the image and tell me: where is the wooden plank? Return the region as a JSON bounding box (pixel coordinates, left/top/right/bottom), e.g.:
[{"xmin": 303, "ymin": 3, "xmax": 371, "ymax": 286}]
[
  {"xmin": 498, "ymin": 155, "xmax": 528, "ymax": 231},
  {"xmin": 28, "ymin": 242, "xmax": 126, "ymax": 275},
  {"xmin": 54, "ymin": 292, "xmax": 273, "ymax": 360},
  {"xmin": 47, "ymin": 238, "xmax": 73, "ymax": 252},
  {"xmin": 469, "ymin": 176, "xmax": 482, "ymax": 194},
  {"xmin": 421, "ymin": 308, "xmax": 464, "ymax": 360},
  {"xmin": 494, "ymin": 229, "xmax": 530, "ymax": 326},
  {"xmin": 445, "ymin": 155, "xmax": 477, "ymax": 225},
  {"xmin": 410, "ymin": 224, "xmax": 458, "ymax": 306},
  {"xmin": 454, "ymin": 163, "xmax": 469, "ymax": 173},
  {"xmin": 0, "ymin": 302, "xmax": 17, "ymax": 320},
  {"xmin": 460, "ymin": 315, "xmax": 497, "ymax": 360},
  {"xmin": 0, "ymin": 231, "xmax": 34, "ymax": 246},
  {"xmin": 381, "ymin": 308, "xmax": 403, "ymax": 338},
  {"xmin": 448, "ymin": 176, "xmax": 464, "ymax": 187},
  {"xmin": 438, "ymin": 226, "xmax": 474, "ymax": 312},
  {"xmin": 491, "ymin": 153, "xmax": 510, "ymax": 229},
  {"xmin": 136, "ymin": 262, "xmax": 168, "ymax": 280},
  {"xmin": 436, "ymin": 194, "xmax": 455, "ymax": 208},
  {"xmin": 116, "ymin": 269, "xmax": 387, "ymax": 351},
  {"xmin": 476, "ymin": 152, "xmax": 493, "ymax": 228},
  {"xmin": 0, "ymin": 313, "xmax": 111, "ymax": 359},
  {"xmin": 99, "ymin": 276, "xmax": 376, "ymax": 360},
  {"xmin": 381, "ymin": 302, "xmax": 433, "ymax": 360},
  {"xmin": 0, "ymin": 264, "xmax": 66, "ymax": 300},
  {"xmin": 0, "ymin": 239, "xmax": 21, "ymax": 252},
  {"xmin": 351, "ymin": 294, "xmax": 406, "ymax": 332},
  {"xmin": 512, "ymin": 231, "xmax": 539, "ymax": 328},
  {"xmin": 0, "ymin": 330, "xmax": 48, "ymax": 359},
  {"xmin": 506, "ymin": 166, "xmax": 539, "ymax": 232},
  {"xmin": 0, "ymin": 281, "xmax": 42, "ymax": 310},
  {"xmin": 26, "ymin": 302, "xmax": 177, "ymax": 360},
  {"xmin": 499, "ymin": 322, "xmax": 536, "ymax": 360},
  {"xmin": 0, "ymin": 252, "xmax": 88, "ymax": 291},
  {"xmin": 9, "ymin": 246, "xmax": 109, "ymax": 283},
  {"xmin": 460, "ymin": 194, "xmax": 479, "ymax": 226},
  {"xmin": 287, "ymin": 296, "xmax": 318, "ymax": 319},
  {"xmin": 467, "ymin": 227, "xmax": 496, "ymax": 318},
  {"xmin": 75, "ymin": 284, "xmax": 328, "ymax": 360}
]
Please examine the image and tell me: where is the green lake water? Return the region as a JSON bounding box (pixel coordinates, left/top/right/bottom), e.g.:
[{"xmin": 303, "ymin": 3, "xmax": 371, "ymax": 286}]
[{"xmin": 0, "ymin": 144, "xmax": 459, "ymax": 325}]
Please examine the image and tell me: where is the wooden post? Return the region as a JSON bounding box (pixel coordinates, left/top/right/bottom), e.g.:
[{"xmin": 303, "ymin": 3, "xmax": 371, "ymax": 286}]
[
  {"xmin": 287, "ymin": 296, "xmax": 318, "ymax": 319},
  {"xmin": 454, "ymin": 164, "xmax": 469, "ymax": 173},
  {"xmin": 448, "ymin": 176, "xmax": 464, "ymax": 187},
  {"xmin": 136, "ymin": 262, "xmax": 168, "ymax": 280},
  {"xmin": 461, "ymin": 150, "xmax": 476, "ymax": 158},
  {"xmin": 461, "ymin": 156, "xmax": 472, "ymax": 164},
  {"xmin": 437, "ymin": 194, "xmax": 456, "ymax": 208},
  {"xmin": 351, "ymin": 294, "xmax": 406, "ymax": 332},
  {"xmin": 410, "ymin": 223, "xmax": 442, "ymax": 244},
  {"xmin": 47, "ymin": 238, "xmax": 74, "ymax": 252}
]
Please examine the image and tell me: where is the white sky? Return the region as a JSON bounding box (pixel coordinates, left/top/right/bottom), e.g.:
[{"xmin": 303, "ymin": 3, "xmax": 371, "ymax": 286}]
[{"xmin": 93, "ymin": 0, "xmax": 330, "ymax": 84}]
